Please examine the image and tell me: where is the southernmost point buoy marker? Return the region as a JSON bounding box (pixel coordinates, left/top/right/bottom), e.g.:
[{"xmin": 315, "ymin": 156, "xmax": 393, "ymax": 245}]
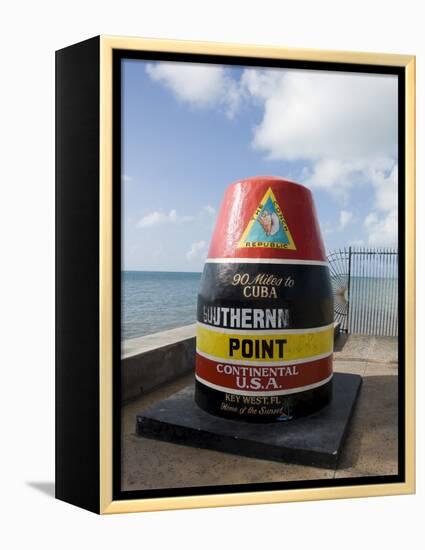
[{"xmin": 195, "ymin": 176, "xmax": 334, "ymax": 422}]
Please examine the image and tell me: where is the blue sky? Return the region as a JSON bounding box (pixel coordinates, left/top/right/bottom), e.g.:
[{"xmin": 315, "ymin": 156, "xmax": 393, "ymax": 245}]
[{"xmin": 122, "ymin": 59, "xmax": 398, "ymax": 272}]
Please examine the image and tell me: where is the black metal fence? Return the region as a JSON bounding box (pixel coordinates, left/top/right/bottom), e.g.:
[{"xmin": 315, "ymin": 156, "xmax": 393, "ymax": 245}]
[{"xmin": 327, "ymin": 247, "xmax": 398, "ymax": 337}]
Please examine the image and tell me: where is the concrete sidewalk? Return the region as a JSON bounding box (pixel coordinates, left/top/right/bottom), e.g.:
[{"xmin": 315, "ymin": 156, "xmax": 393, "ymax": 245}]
[{"xmin": 121, "ymin": 335, "xmax": 398, "ymax": 491}]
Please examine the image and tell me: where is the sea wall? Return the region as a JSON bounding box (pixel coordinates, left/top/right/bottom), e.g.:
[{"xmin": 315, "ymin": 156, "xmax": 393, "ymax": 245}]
[{"xmin": 122, "ymin": 324, "xmax": 196, "ymax": 403}]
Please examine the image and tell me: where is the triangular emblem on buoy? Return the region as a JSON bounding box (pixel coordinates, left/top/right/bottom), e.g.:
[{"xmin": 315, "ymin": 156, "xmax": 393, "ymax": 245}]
[{"xmin": 238, "ymin": 187, "xmax": 296, "ymax": 250}]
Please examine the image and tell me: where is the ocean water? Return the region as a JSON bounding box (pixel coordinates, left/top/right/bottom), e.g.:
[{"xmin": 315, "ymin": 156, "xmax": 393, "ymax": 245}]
[
  {"xmin": 347, "ymin": 276, "xmax": 398, "ymax": 336},
  {"xmin": 123, "ymin": 271, "xmax": 399, "ymax": 341},
  {"xmin": 122, "ymin": 271, "xmax": 201, "ymax": 340}
]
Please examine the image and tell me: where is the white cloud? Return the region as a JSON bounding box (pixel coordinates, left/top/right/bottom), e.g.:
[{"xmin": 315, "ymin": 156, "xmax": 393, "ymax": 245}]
[
  {"xmin": 240, "ymin": 68, "xmax": 283, "ymax": 101},
  {"xmin": 303, "ymin": 158, "xmax": 368, "ymax": 200},
  {"xmin": 186, "ymin": 240, "xmax": 207, "ymax": 261},
  {"xmin": 137, "ymin": 204, "xmax": 217, "ymax": 230},
  {"xmin": 301, "ymin": 158, "xmax": 398, "ymax": 210},
  {"xmin": 146, "ymin": 62, "xmax": 241, "ymax": 118},
  {"xmin": 201, "ymin": 205, "xmax": 216, "ymax": 218},
  {"xmin": 122, "ymin": 174, "xmax": 132, "ymax": 183},
  {"xmin": 339, "ymin": 210, "xmax": 353, "ymax": 230},
  {"xmin": 137, "ymin": 209, "xmax": 193, "ymax": 228},
  {"xmin": 146, "ymin": 65, "xmax": 398, "ymax": 195},
  {"xmin": 368, "ymin": 163, "xmax": 398, "ymax": 212},
  {"xmin": 321, "ymin": 222, "xmax": 333, "ymax": 236},
  {"xmin": 364, "ymin": 209, "xmax": 397, "ymax": 247},
  {"xmin": 363, "ymin": 164, "xmax": 398, "ymax": 247},
  {"xmin": 241, "ymin": 68, "xmax": 398, "ymax": 217},
  {"xmin": 348, "ymin": 239, "xmax": 365, "ymax": 247},
  {"xmin": 145, "ymin": 65, "xmax": 400, "ymax": 250},
  {"xmin": 243, "ymin": 69, "xmax": 397, "ymax": 163}
]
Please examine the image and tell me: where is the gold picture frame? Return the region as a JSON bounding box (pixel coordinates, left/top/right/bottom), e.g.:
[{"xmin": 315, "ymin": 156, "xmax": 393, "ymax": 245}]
[{"xmin": 56, "ymin": 35, "xmax": 415, "ymax": 514}]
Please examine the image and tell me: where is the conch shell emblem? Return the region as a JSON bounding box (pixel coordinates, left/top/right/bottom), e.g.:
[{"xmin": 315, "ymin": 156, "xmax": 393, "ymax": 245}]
[{"xmin": 259, "ymin": 210, "xmax": 280, "ymax": 236}]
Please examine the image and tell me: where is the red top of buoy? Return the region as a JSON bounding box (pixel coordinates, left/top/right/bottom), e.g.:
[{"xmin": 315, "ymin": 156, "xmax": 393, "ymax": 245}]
[{"xmin": 208, "ymin": 176, "xmax": 327, "ymax": 262}]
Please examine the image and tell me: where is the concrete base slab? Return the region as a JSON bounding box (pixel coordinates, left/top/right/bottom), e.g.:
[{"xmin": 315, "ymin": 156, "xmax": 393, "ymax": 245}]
[{"xmin": 136, "ymin": 373, "xmax": 362, "ymax": 469}]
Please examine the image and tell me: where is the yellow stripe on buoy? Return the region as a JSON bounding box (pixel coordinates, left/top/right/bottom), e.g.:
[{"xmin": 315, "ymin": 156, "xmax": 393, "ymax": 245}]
[{"xmin": 196, "ymin": 324, "xmax": 334, "ymax": 363}]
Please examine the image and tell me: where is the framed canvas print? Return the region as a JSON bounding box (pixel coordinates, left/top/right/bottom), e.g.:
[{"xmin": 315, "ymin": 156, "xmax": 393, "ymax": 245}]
[{"xmin": 55, "ymin": 35, "xmax": 415, "ymax": 514}]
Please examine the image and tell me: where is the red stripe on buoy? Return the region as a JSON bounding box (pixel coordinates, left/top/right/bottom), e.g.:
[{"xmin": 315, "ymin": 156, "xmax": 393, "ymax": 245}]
[{"xmin": 195, "ymin": 353, "xmax": 333, "ymax": 394}]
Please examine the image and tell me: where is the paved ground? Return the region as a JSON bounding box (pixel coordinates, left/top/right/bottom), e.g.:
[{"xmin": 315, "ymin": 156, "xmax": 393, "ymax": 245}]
[{"xmin": 121, "ymin": 335, "xmax": 398, "ymax": 491}]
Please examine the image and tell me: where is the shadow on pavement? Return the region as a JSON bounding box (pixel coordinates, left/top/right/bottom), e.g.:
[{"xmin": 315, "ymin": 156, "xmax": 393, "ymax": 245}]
[{"xmin": 26, "ymin": 481, "xmax": 55, "ymax": 498}]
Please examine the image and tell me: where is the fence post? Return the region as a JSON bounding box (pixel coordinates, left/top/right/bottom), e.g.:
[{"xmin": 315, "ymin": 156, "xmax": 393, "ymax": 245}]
[{"xmin": 347, "ymin": 246, "xmax": 352, "ymax": 334}]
